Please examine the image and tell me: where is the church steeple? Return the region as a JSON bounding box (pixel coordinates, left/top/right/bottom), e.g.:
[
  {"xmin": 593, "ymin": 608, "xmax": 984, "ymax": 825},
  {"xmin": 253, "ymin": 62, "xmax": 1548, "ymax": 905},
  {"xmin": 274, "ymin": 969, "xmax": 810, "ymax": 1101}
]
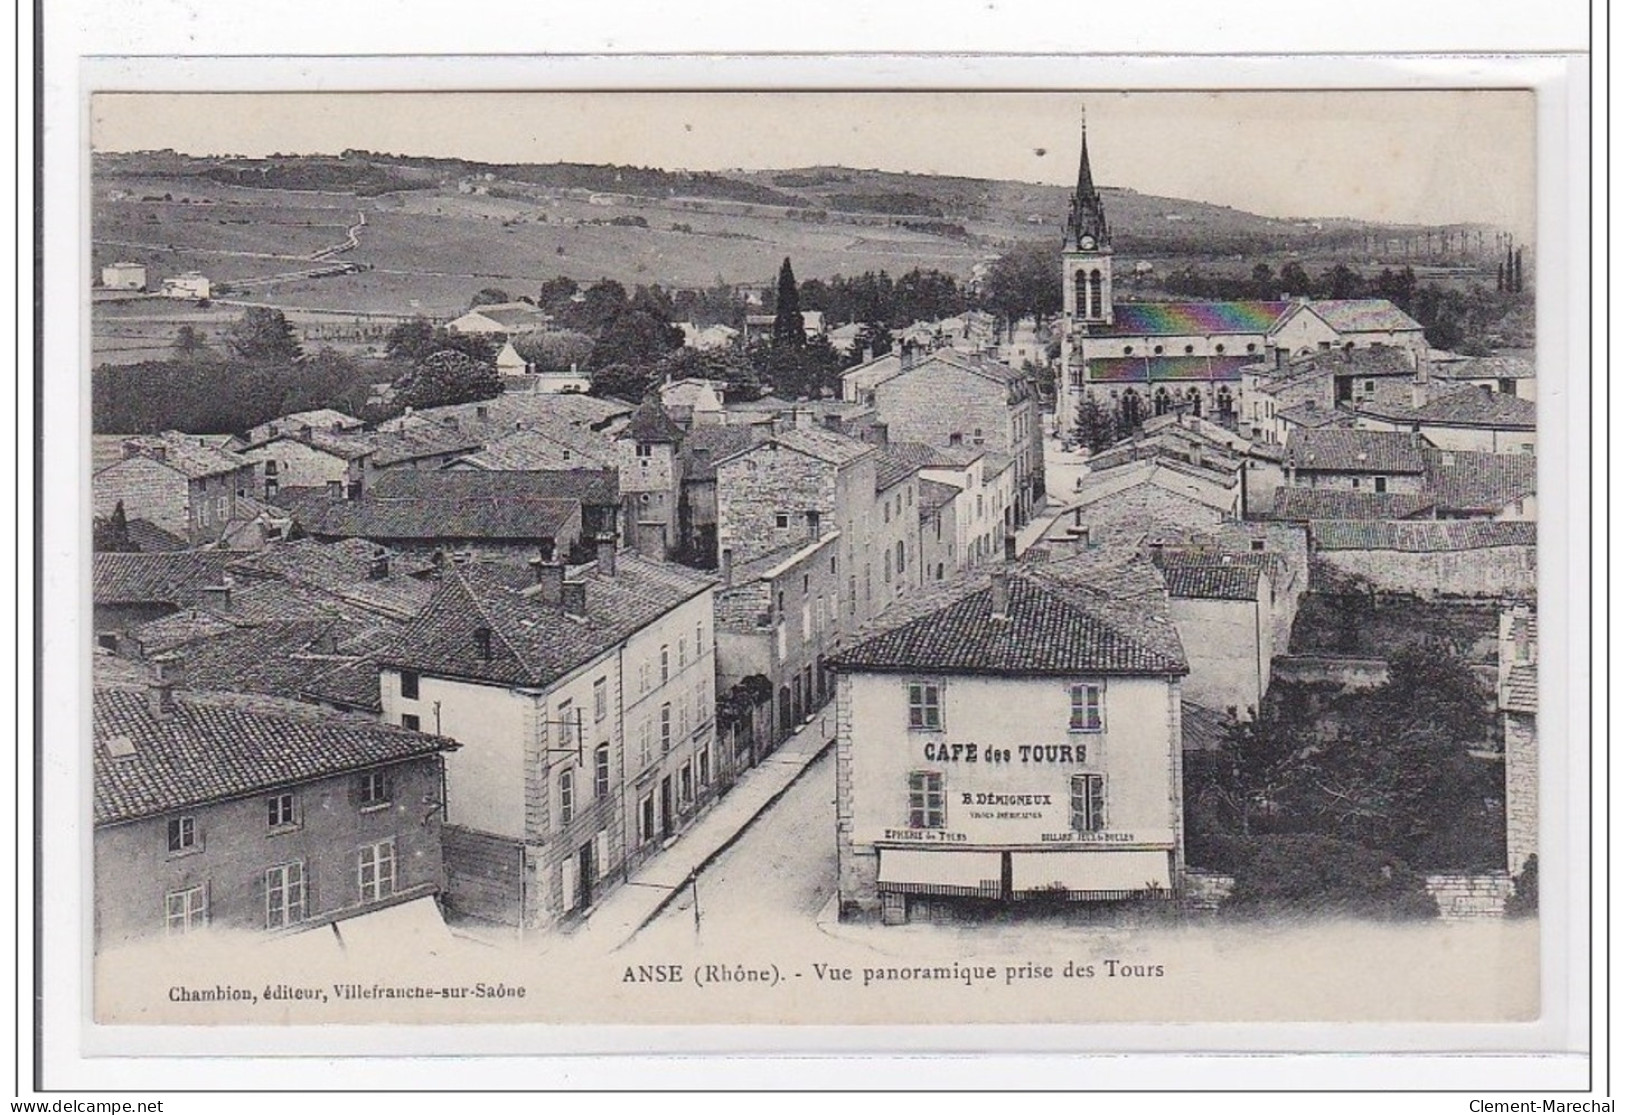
[{"xmin": 1065, "ymin": 105, "xmax": 1111, "ymax": 251}]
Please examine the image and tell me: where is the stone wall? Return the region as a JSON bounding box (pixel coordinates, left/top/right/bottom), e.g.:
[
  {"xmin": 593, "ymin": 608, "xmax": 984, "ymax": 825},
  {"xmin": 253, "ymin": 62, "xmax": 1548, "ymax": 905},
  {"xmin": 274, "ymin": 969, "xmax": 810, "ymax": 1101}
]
[
  {"xmin": 1270, "ymin": 654, "xmax": 1392, "ymax": 690},
  {"xmin": 833, "ymin": 671, "xmax": 881, "ymax": 917},
  {"xmin": 1313, "ymin": 545, "xmax": 1537, "ymax": 598},
  {"xmin": 1424, "ymin": 872, "xmax": 1512, "ymax": 919},
  {"xmin": 1181, "ymin": 870, "xmax": 1235, "ymax": 912},
  {"xmin": 1504, "ymin": 710, "xmax": 1538, "ymax": 875},
  {"xmin": 716, "ymin": 444, "xmax": 837, "ymax": 566}
]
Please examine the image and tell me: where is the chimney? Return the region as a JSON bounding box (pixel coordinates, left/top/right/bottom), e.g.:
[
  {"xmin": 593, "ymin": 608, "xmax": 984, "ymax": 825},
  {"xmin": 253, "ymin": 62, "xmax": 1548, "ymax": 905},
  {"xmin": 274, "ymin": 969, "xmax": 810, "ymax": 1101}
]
[
  {"xmin": 988, "ymin": 569, "xmax": 1011, "ymax": 620},
  {"xmin": 720, "ymin": 547, "xmax": 733, "ymax": 588},
  {"xmin": 150, "ymin": 444, "xmax": 168, "ymax": 464},
  {"xmin": 1274, "ymin": 347, "xmax": 1287, "ymax": 371},
  {"xmin": 268, "ymin": 423, "xmax": 281, "ymax": 439},
  {"xmin": 369, "ymin": 546, "xmax": 390, "ymax": 580},
  {"xmin": 476, "ymin": 404, "xmax": 489, "ymax": 420},
  {"xmin": 862, "ymin": 346, "xmax": 874, "ymax": 363},
  {"xmin": 1149, "ymin": 540, "xmax": 1166, "ymax": 565},
  {"xmin": 562, "ymin": 580, "xmax": 588, "ymax": 619},
  {"xmin": 326, "ymin": 479, "xmax": 344, "ymax": 499},
  {"xmin": 199, "ymin": 577, "xmax": 233, "ymax": 612},
  {"xmin": 595, "ymin": 535, "xmax": 618, "ymax": 577},
  {"xmin": 537, "ymin": 537, "xmax": 556, "ymax": 563},
  {"xmin": 531, "ymin": 558, "xmax": 566, "ymax": 604},
  {"xmin": 1003, "ymin": 533, "xmax": 1018, "ymax": 562},
  {"xmin": 147, "ymin": 654, "xmax": 184, "ymax": 718}
]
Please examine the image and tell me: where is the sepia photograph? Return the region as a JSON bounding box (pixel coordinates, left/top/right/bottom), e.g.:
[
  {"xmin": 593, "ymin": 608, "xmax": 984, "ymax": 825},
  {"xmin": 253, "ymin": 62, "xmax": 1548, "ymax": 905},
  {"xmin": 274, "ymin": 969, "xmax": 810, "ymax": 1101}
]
[{"xmin": 78, "ymin": 83, "xmax": 1557, "ymax": 1032}]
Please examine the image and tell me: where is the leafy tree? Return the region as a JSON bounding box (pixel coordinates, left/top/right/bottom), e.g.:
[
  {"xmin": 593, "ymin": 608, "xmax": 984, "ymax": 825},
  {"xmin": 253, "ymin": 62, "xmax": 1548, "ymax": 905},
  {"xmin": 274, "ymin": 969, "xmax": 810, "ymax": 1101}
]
[
  {"xmin": 588, "ymin": 308, "xmax": 683, "ymax": 370},
  {"xmin": 846, "ymin": 322, "xmax": 893, "ymax": 364},
  {"xmin": 588, "ymin": 361, "xmax": 660, "ymax": 403},
  {"xmin": 225, "ymin": 307, "xmax": 302, "ymax": 364},
  {"xmin": 562, "ymin": 279, "xmax": 629, "ymax": 334},
  {"xmin": 469, "ymin": 287, "xmax": 512, "ymax": 308},
  {"xmin": 385, "ymin": 317, "xmax": 495, "ymax": 363},
  {"xmin": 536, "ymin": 276, "xmax": 579, "ymax": 311},
  {"xmin": 983, "ymin": 241, "xmax": 1062, "ymax": 330},
  {"xmin": 1506, "ymin": 854, "xmax": 1538, "ymax": 916},
  {"xmin": 512, "ymin": 329, "xmax": 594, "ymax": 371},
  {"xmin": 92, "ymin": 500, "xmax": 138, "ymax": 553},
  {"xmin": 1072, "ymin": 392, "xmax": 1117, "ymax": 454},
  {"xmin": 653, "ymin": 346, "xmax": 764, "ymax": 403},
  {"xmin": 396, "ymin": 349, "xmax": 502, "ymax": 410},
  {"xmin": 1249, "ymin": 262, "xmax": 1276, "ymax": 299},
  {"xmin": 1317, "ymin": 264, "xmax": 1364, "ymax": 300},
  {"xmin": 772, "ymin": 257, "xmax": 806, "ymax": 347},
  {"xmin": 1277, "ymin": 262, "xmax": 1313, "ymax": 297},
  {"xmin": 172, "ymin": 324, "xmax": 211, "ymax": 360}
]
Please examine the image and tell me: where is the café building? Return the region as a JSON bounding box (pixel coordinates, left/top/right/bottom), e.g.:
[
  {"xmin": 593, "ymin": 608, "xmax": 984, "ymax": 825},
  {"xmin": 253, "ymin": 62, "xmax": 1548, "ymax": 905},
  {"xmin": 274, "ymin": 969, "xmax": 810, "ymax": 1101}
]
[{"xmin": 829, "ymin": 549, "xmax": 1189, "ymax": 924}]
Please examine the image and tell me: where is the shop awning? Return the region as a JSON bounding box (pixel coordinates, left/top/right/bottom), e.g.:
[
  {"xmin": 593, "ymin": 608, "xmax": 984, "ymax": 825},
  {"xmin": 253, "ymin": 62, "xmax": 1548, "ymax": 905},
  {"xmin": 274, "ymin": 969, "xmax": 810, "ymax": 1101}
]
[
  {"xmin": 333, "ymin": 894, "xmax": 455, "ymax": 954},
  {"xmin": 878, "ymin": 848, "xmax": 1002, "ymax": 898},
  {"xmin": 1010, "ymin": 850, "xmax": 1172, "ymax": 899}
]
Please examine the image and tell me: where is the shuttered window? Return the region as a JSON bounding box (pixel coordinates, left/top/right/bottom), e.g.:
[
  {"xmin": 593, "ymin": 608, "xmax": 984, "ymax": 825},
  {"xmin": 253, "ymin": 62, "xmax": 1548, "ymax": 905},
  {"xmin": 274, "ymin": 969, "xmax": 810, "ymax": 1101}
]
[
  {"xmin": 1070, "ymin": 774, "xmax": 1106, "ymax": 833},
  {"xmin": 907, "ymin": 771, "xmax": 945, "ymax": 829}
]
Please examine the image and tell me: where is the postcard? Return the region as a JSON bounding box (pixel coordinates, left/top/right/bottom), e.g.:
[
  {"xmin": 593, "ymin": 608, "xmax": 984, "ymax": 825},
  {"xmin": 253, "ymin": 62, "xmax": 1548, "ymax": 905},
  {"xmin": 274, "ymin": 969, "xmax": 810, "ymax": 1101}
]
[{"xmin": 62, "ymin": 76, "xmax": 1580, "ymax": 1046}]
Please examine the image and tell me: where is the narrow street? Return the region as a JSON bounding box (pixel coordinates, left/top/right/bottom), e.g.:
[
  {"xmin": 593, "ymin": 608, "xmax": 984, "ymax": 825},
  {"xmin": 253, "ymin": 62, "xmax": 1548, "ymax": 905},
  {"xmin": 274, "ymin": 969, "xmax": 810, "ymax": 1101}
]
[{"xmin": 634, "ymin": 746, "xmax": 838, "ymax": 948}]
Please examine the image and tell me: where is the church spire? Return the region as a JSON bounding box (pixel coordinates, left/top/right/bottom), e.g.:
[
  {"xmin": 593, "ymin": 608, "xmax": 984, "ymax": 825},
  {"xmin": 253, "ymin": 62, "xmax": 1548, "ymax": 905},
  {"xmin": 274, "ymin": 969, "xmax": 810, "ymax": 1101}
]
[{"xmin": 1066, "ymin": 103, "xmax": 1110, "ymax": 251}]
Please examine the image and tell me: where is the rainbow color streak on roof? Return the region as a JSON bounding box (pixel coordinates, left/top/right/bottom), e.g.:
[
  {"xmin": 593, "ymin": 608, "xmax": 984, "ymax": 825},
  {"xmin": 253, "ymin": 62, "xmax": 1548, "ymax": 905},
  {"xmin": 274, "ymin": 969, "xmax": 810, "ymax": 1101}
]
[
  {"xmin": 1086, "ymin": 356, "xmax": 1256, "ymax": 384},
  {"xmin": 1095, "ymin": 301, "xmax": 1291, "ymax": 337}
]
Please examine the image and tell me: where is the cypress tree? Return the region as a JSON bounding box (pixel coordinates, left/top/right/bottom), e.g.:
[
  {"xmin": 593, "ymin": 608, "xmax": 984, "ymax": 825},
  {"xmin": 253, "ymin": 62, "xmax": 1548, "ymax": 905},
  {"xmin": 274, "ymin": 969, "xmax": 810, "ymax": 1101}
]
[{"xmin": 772, "ymin": 257, "xmax": 806, "ymax": 348}]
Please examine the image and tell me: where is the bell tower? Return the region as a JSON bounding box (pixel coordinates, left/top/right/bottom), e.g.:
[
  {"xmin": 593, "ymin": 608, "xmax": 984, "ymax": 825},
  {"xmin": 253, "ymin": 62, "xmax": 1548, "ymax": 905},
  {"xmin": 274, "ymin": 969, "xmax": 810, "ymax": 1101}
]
[
  {"xmin": 1059, "ymin": 104, "xmax": 1114, "ymax": 426},
  {"xmin": 1062, "ymin": 105, "xmax": 1113, "ymax": 326}
]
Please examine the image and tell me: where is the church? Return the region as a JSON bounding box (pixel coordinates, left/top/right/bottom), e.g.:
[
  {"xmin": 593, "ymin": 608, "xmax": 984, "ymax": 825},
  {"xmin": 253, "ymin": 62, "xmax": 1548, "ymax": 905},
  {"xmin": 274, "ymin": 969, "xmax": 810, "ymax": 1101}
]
[{"xmin": 1056, "ymin": 109, "xmax": 1428, "ymax": 435}]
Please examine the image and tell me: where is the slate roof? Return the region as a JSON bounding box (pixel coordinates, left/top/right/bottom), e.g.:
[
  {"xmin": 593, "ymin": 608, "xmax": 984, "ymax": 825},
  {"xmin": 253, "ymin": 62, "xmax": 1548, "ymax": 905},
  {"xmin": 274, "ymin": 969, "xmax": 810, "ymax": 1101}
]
[
  {"xmin": 1265, "ymin": 487, "xmax": 1435, "ymax": 521},
  {"xmin": 93, "ymin": 552, "xmax": 235, "ymax": 607},
  {"xmin": 1160, "ymin": 564, "xmax": 1262, "ymax": 601},
  {"xmin": 829, "ymin": 549, "xmax": 1186, "ymax": 677},
  {"xmin": 93, "ymin": 686, "xmax": 453, "ymax": 826},
  {"xmin": 1309, "ymin": 519, "xmax": 1537, "ymax": 552},
  {"xmin": 276, "ymin": 489, "xmax": 581, "ymax": 543},
  {"xmin": 1090, "ymin": 300, "xmax": 1291, "ymax": 338},
  {"xmin": 1423, "ymin": 448, "xmax": 1537, "ymax": 515},
  {"xmin": 378, "ymin": 555, "xmax": 713, "ymax": 688},
  {"xmin": 1303, "ymin": 299, "xmax": 1424, "ymax": 333},
  {"xmin": 1286, "ymin": 428, "xmax": 1425, "ymax": 474}
]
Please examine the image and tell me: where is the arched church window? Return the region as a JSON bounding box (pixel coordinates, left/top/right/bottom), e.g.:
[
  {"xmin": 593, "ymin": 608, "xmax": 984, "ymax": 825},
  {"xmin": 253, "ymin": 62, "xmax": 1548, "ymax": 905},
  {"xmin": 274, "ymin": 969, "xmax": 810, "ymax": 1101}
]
[
  {"xmin": 1120, "ymin": 388, "xmax": 1144, "ymax": 431},
  {"xmin": 1186, "ymin": 387, "xmax": 1202, "ymax": 418},
  {"xmin": 1217, "ymin": 387, "xmax": 1235, "ymax": 419},
  {"xmin": 1087, "ymin": 270, "xmax": 1103, "ymax": 319},
  {"xmin": 1074, "ymin": 270, "xmax": 1089, "ymax": 315},
  {"xmin": 1154, "ymin": 388, "xmax": 1171, "ymax": 416}
]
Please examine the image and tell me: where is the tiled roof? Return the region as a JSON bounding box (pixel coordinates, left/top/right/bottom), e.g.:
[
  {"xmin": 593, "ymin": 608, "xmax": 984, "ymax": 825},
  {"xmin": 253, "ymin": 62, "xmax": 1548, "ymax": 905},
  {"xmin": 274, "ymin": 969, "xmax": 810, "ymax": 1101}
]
[
  {"xmin": 370, "ymin": 468, "xmax": 618, "ymax": 507},
  {"xmin": 456, "ymin": 302, "xmax": 552, "ymax": 331},
  {"xmin": 378, "ymin": 555, "xmax": 713, "ymax": 688},
  {"xmin": 680, "ymin": 425, "xmax": 759, "ymax": 481},
  {"xmin": 768, "ymin": 426, "xmax": 875, "ymax": 467},
  {"xmin": 254, "ymin": 408, "xmax": 361, "ymax": 435},
  {"xmin": 242, "ymin": 428, "xmax": 376, "ymax": 460},
  {"xmin": 93, "ymin": 686, "xmax": 453, "ymax": 825},
  {"xmin": 619, "ymin": 398, "xmax": 685, "ymax": 444},
  {"xmin": 1093, "ymin": 301, "xmax": 1291, "ymax": 338},
  {"xmin": 300, "ymin": 656, "xmax": 386, "ymax": 712},
  {"xmin": 1303, "ymin": 299, "xmax": 1424, "ymax": 333},
  {"xmin": 1435, "ymin": 354, "xmax": 1536, "ymax": 381},
  {"xmin": 918, "ymin": 479, "xmax": 960, "ymax": 515},
  {"xmin": 1286, "ymin": 428, "xmax": 1425, "ymax": 474},
  {"xmin": 1309, "ymin": 519, "xmax": 1537, "ymax": 552},
  {"xmin": 224, "ymin": 538, "xmax": 437, "ymax": 620},
  {"xmin": 165, "ymin": 618, "xmax": 393, "ymax": 703},
  {"xmin": 456, "ymin": 425, "xmax": 617, "ymax": 470},
  {"xmin": 730, "ymin": 534, "xmax": 838, "ymax": 586},
  {"xmin": 93, "ymin": 552, "xmax": 235, "ymax": 606},
  {"xmin": 1181, "ymin": 701, "xmax": 1234, "ymax": 752},
  {"xmin": 276, "ymin": 489, "xmax": 581, "ymax": 543},
  {"xmin": 830, "ymin": 549, "xmax": 1186, "ymax": 677},
  {"xmin": 1160, "ymin": 564, "xmax": 1261, "ymax": 601},
  {"xmin": 1501, "ymin": 664, "xmax": 1537, "ymax": 714},
  {"xmin": 1265, "ymin": 487, "xmax": 1435, "ymax": 521},
  {"xmin": 123, "ymin": 609, "xmax": 239, "ymax": 656},
  {"xmin": 875, "ymin": 449, "xmax": 923, "ymax": 491},
  {"xmin": 107, "ymin": 433, "xmax": 247, "ymax": 480},
  {"xmin": 362, "ymin": 424, "xmax": 484, "ymax": 467},
  {"xmin": 1277, "ymin": 402, "xmax": 1349, "ymax": 430},
  {"xmin": 1410, "ymin": 386, "xmax": 1536, "ymax": 429},
  {"xmin": 124, "ymin": 518, "xmax": 189, "ymax": 553},
  {"xmin": 1423, "ymin": 448, "xmax": 1537, "ymax": 514}
]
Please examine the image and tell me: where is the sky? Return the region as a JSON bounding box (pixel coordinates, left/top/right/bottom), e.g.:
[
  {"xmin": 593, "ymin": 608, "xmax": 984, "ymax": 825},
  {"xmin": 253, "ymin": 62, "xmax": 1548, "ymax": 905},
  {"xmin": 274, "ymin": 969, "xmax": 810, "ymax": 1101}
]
[{"xmin": 90, "ymin": 90, "xmax": 1535, "ymax": 234}]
